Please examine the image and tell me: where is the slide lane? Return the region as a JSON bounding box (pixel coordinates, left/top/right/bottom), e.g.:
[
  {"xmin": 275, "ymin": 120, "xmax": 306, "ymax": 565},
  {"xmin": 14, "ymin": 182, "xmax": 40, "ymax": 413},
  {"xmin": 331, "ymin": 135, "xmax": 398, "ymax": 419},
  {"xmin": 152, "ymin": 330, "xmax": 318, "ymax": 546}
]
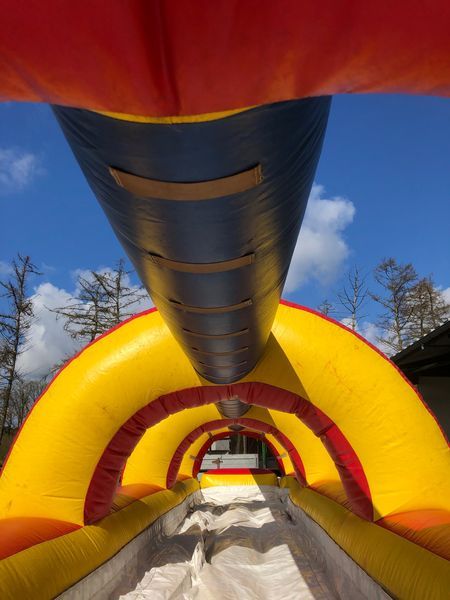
[{"xmin": 119, "ymin": 486, "xmax": 335, "ymax": 600}]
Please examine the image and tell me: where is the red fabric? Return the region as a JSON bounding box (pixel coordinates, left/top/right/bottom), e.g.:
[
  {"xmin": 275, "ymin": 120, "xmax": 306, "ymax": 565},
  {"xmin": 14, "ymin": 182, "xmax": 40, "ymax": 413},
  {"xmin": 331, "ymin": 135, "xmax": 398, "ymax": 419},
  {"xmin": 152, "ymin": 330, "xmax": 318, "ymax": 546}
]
[
  {"xmin": 2, "ymin": 2, "xmax": 450, "ymax": 114},
  {"xmin": 85, "ymin": 382, "xmax": 371, "ymax": 523},
  {"xmin": 166, "ymin": 418, "xmax": 301, "ymax": 488},
  {"xmin": 241, "ymin": 383, "xmax": 373, "ymax": 520},
  {"xmin": 0, "ymin": 517, "xmax": 80, "ymax": 560},
  {"xmin": 193, "ymin": 431, "xmax": 285, "ymax": 477},
  {"xmin": 299, "ymin": 405, "xmax": 372, "ymax": 519},
  {"xmin": 83, "ymin": 384, "xmax": 215, "ymax": 523}
]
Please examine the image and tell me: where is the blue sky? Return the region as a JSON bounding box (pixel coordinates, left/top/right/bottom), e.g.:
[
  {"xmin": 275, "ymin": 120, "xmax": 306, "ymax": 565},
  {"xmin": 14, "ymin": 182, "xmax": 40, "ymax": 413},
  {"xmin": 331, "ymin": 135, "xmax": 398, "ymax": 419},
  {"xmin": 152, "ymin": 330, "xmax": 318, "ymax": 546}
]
[{"xmin": 1, "ymin": 95, "xmax": 449, "ymax": 375}]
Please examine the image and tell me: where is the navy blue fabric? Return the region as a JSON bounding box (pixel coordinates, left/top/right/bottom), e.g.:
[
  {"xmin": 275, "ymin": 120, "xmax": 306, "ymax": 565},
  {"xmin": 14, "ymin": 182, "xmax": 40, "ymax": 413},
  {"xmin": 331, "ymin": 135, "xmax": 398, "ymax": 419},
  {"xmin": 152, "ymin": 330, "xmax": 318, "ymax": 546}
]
[{"xmin": 53, "ymin": 98, "xmax": 330, "ymax": 382}]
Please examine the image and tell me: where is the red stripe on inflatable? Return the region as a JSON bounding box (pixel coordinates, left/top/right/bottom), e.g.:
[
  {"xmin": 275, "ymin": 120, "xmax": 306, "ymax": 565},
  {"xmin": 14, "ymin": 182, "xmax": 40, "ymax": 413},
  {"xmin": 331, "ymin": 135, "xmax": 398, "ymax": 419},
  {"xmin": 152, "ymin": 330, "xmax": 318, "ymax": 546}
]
[
  {"xmin": 167, "ymin": 418, "xmax": 299, "ymax": 488},
  {"xmin": 192, "ymin": 431, "xmax": 285, "ymax": 477},
  {"xmin": 2, "ymin": 3, "xmax": 450, "ymax": 113},
  {"xmin": 246, "ymin": 383, "xmax": 372, "ymax": 520},
  {"xmin": 85, "ymin": 382, "xmax": 371, "ymax": 523}
]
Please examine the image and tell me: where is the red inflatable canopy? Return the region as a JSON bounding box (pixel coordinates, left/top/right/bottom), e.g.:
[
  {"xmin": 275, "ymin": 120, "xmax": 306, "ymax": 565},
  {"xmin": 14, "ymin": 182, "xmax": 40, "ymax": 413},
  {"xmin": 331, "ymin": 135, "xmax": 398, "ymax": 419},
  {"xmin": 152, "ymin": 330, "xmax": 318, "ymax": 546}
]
[{"xmin": 2, "ymin": 1, "xmax": 450, "ymax": 115}]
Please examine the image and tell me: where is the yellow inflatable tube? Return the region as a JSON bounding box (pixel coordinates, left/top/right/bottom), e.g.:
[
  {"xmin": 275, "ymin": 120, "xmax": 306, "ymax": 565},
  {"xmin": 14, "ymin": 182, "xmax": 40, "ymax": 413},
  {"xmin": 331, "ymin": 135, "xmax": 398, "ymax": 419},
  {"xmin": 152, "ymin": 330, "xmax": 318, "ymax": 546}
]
[
  {"xmin": 284, "ymin": 477, "xmax": 450, "ymax": 600},
  {"xmin": 0, "ymin": 479, "xmax": 200, "ymax": 600}
]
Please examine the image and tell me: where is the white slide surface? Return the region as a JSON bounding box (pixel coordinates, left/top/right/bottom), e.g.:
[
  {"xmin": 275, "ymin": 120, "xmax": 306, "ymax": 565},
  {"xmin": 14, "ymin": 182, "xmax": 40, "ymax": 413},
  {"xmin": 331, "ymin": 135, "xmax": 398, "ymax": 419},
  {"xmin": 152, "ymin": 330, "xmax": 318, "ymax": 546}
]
[{"xmin": 119, "ymin": 487, "xmax": 334, "ymax": 600}]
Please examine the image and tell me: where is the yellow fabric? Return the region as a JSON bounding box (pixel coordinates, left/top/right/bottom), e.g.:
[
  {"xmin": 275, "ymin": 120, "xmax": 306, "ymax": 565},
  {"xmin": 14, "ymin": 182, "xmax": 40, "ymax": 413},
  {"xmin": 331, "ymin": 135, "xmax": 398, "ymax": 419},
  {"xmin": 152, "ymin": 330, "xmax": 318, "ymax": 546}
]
[
  {"xmin": 280, "ymin": 475, "xmax": 301, "ymax": 491},
  {"xmin": 256, "ymin": 305, "xmax": 450, "ymax": 518},
  {"xmin": 258, "ymin": 407, "xmax": 339, "ymax": 485},
  {"xmin": 0, "ymin": 312, "xmax": 201, "ymax": 524},
  {"xmin": 0, "ymin": 479, "xmax": 199, "ymax": 600},
  {"xmin": 123, "ymin": 404, "xmax": 223, "ymax": 488},
  {"xmin": 95, "ymin": 106, "xmax": 254, "ymax": 123},
  {"xmin": 265, "ymin": 433, "xmax": 295, "ymax": 474},
  {"xmin": 1, "ymin": 303, "xmax": 448, "ymax": 528},
  {"xmin": 123, "ymin": 405, "xmax": 297, "ymax": 486},
  {"xmin": 200, "ymin": 472, "xmax": 278, "ymax": 488},
  {"xmin": 286, "ymin": 478, "xmax": 450, "ymax": 600}
]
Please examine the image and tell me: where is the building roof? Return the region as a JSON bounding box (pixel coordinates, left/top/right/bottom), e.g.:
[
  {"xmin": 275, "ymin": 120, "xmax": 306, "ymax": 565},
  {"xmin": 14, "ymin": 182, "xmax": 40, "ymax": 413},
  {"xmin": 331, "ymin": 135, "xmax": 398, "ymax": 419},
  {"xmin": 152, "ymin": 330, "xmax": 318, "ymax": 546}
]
[{"xmin": 392, "ymin": 321, "xmax": 450, "ymax": 382}]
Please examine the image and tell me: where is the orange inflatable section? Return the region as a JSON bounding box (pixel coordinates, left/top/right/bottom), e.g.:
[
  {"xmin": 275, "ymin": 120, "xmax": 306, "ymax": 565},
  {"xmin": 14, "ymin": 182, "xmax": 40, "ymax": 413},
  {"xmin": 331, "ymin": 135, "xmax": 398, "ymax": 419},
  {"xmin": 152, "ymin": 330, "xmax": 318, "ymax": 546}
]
[
  {"xmin": 2, "ymin": 2, "xmax": 450, "ymax": 115},
  {"xmin": 0, "ymin": 517, "xmax": 80, "ymax": 561},
  {"xmin": 378, "ymin": 509, "xmax": 450, "ymax": 562},
  {"xmin": 0, "ymin": 479, "xmax": 200, "ymax": 600}
]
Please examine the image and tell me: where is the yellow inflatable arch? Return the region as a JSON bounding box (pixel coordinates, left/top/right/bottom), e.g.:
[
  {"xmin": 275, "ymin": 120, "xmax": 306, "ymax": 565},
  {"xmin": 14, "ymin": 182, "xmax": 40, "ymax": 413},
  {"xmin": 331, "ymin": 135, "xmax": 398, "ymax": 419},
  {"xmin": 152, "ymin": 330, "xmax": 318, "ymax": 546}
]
[
  {"xmin": 1, "ymin": 300, "xmax": 448, "ymax": 523},
  {"xmin": 122, "ymin": 405, "xmax": 340, "ymax": 490},
  {"xmin": 0, "ymin": 300, "xmax": 449, "ymax": 598}
]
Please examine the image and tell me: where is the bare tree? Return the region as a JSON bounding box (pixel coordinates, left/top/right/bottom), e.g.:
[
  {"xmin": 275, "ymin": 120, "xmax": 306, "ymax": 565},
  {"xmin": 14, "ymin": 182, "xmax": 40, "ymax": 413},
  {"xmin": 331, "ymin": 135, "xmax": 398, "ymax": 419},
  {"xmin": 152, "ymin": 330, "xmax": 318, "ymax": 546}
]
[
  {"xmin": 370, "ymin": 258, "xmax": 418, "ymax": 353},
  {"xmin": 47, "ymin": 355, "xmax": 72, "ymax": 378},
  {"xmin": 408, "ymin": 276, "xmax": 449, "ymax": 340},
  {"xmin": 0, "ymin": 255, "xmax": 40, "ymax": 443},
  {"xmin": 52, "ymin": 260, "xmax": 148, "ymax": 343},
  {"xmin": 337, "ymin": 266, "xmax": 368, "ymax": 330},
  {"xmin": 52, "ymin": 271, "xmax": 106, "ymax": 342},
  {"xmin": 90, "ymin": 259, "xmax": 148, "ymax": 330},
  {"xmin": 317, "ymin": 299, "xmax": 335, "ymax": 316},
  {"xmin": 10, "ymin": 379, "xmax": 46, "ymax": 428}
]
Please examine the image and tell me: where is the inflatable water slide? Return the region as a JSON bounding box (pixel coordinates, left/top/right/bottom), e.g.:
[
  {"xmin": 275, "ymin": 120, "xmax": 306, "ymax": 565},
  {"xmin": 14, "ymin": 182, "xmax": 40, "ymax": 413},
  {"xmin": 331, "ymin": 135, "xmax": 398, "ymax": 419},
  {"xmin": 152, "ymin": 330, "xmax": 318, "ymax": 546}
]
[{"xmin": 1, "ymin": 3, "xmax": 449, "ymax": 598}]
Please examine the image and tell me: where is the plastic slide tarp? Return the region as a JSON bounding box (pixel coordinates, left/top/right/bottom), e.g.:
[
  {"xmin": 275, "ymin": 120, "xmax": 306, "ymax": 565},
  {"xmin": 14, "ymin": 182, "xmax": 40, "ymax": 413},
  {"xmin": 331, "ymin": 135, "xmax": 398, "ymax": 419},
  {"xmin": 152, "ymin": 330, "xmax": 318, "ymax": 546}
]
[
  {"xmin": 119, "ymin": 486, "xmax": 334, "ymax": 600},
  {"xmin": 63, "ymin": 480, "xmax": 389, "ymax": 600}
]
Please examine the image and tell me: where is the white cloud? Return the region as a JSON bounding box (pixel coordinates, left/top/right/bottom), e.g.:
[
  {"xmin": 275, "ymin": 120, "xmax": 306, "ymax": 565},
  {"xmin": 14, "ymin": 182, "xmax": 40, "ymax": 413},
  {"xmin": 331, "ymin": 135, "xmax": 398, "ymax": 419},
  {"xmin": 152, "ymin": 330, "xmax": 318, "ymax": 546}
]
[
  {"xmin": 16, "ymin": 283, "xmax": 81, "ymax": 380},
  {"xmin": 358, "ymin": 321, "xmax": 380, "ymax": 347},
  {"xmin": 441, "ymin": 287, "xmax": 450, "ymax": 307},
  {"xmin": 340, "ymin": 316, "xmax": 355, "ymax": 330},
  {"xmin": 0, "ymin": 148, "xmax": 42, "ymax": 193},
  {"xmin": 285, "ymin": 184, "xmax": 355, "ymax": 293},
  {"xmin": 16, "ymin": 273, "xmax": 153, "ymax": 380}
]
